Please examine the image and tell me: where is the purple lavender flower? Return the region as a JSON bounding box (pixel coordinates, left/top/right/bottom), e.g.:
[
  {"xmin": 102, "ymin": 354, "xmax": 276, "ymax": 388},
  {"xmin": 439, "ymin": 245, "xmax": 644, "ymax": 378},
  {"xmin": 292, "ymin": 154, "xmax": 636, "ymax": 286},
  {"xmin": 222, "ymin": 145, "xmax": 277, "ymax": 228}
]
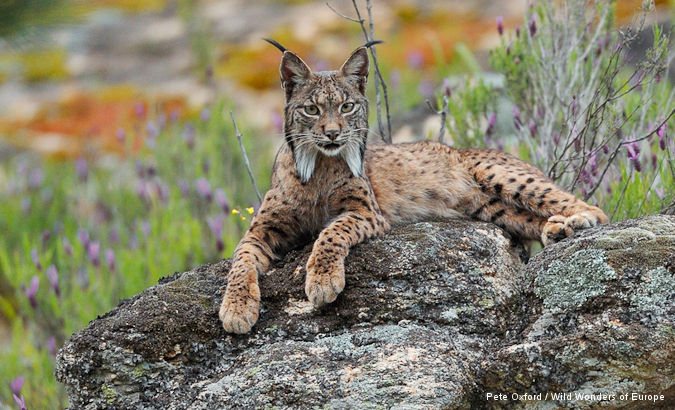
[
  {"xmin": 41, "ymin": 229, "xmax": 51, "ymax": 244},
  {"xmin": 200, "ymin": 107, "xmax": 211, "ymax": 122},
  {"xmin": 553, "ymin": 131, "xmax": 560, "ymax": 146},
  {"xmin": 62, "ymin": 237, "xmax": 73, "ymax": 256},
  {"xmin": 625, "ymin": 141, "xmax": 641, "ymax": 172},
  {"xmin": 109, "ymin": 228, "xmax": 119, "ymax": 244},
  {"xmin": 155, "ymin": 181, "xmax": 170, "ymax": 202},
  {"xmin": 146, "ymin": 120, "xmax": 159, "ymax": 149},
  {"xmin": 513, "ymin": 106, "xmax": 522, "ymax": 130},
  {"xmin": 271, "ymin": 112, "xmax": 283, "ymax": 133},
  {"xmin": 46, "ymin": 336, "xmax": 57, "ymax": 356},
  {"xmin": 46, "ymin": 265, "xmax": 60, "ymax": 297},
  {"xmin": 406, "ymin": 50, "xmax": 424, "ymax": 69},
  {"xmin": 178, "ymin": 179, "xmax": 190, "ymax": 197},
  {"xmin": 136, "ymin": 180, "xmax": 150, "ymax": 201},
  {"xmin": 13, "ymin": 393, "xmax": 27, "ymax": 410},
  {"xmin": 141, "ymin": 220, "xmax": 151, "ymax": 238},
  {"xmin": 602, "ymin": 144, "xmax": 609, "ymax": 154},
  {"xmin": 657, "ymin": 122, "xmax": 667, "ymax": 150},
  {"xmin": 29, "ymin": 167, "xmax": 44, "ymax": 189},
  {"xmin": 129, "ymin": 234, "xmax": 139, "ymax": 251},
  {"xmin": 573, "ymin": 137, "xmax": 581, "ymax": 152},
  {"xmin": 105, "ymin": 248, "xmax": 115, "ymax": 271},
  {"xmin": 30, "ymin": 249, "xmax": 41, "ymax": 271},
  {"xmin": 515, "ymin": 25, "xmax": 521, "ymax": 37},
  {"xmin": 418, "ymin": 81, "xmax": 434, "ymax": 99},
  {"xmin": 528, "ymin": 120, "xmax": 537, "ymax": 138},
  {"xmin": 570, "ymin": 95, "xmax": 578, "ymax": 116},
  {"xmin": 506, "ymin": 42, "xmax": 512, "ymax": 55},
  {"xmin": 214, "ymin": 188, "xmax": 230, "ymax": 213},
  {"xmin": 10, "ymin": 376, "xmax": 25, "ymax": 396},
  {"xmin": 135, "ymin": 160, "xmax": 145, "ymax": 178},
  {"xmin": 75, "ymin": 158, "xmax": 88, "ymax": 182},
  {"xmin": 146, "ymin": 163, "xmax": 156, "ymax": 177},
  {"xmin": 25, "ymin": 276, "xmax": 39, "ymax": 308},
  {"xmin": 442, "ymin": 78, "xmax": 452, "ymax": 98},
  {"xmin": 529, "ymin": 14, "xmax": 537, "ymax": 36},
  {"xmin": 183, "ymin": 123, "xmax": 195, "ymax": 149},
  {"xmin": 157, "ymin": 112, "xmax": 167, "ymax": 130},
  {"xmin": 194, "ymin": 178, "xmax": 212, "ymax": 201},
  {"xmin": 134, "ymin": 102, "xmax": 146, "ymax": 119},
  {"xmin": 496, "ymin": 16, "xmax": 504, "ymax": 36},
  {"xmin": 116, "ymin": 127, "xmax": 126, "ymax": 144},
  {"xmin": 170, "ymin": 108, "xmax": 181, "ymax": 122},
  {"xmin": 88, "ymin": 241, "xmax": 101, "ymax": 267},
  {"xmin": 77, "ymin": 228, "xmax": 90, "ymax": 248},
  {"xmin": 207, "ymin": 214, "xmax": 225, "ymax": 252},
  {"xmin": 588, "ymin": 153, "xmax": 598, "ymax": 176},
  {"xmin": 651, "ymin": 153, "xmax": 658, "ymax": 170},
  {"xmin": 486, "ymin": 113, "xmax": 497, "ymax": 138}
]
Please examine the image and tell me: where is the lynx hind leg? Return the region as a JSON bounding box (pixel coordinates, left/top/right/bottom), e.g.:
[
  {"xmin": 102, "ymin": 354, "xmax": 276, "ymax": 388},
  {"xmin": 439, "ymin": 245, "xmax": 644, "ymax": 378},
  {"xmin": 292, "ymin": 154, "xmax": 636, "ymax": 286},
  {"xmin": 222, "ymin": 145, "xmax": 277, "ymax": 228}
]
[{"xmin": 463, "ymin": 149, "xmax": 608, "ymax": 245}]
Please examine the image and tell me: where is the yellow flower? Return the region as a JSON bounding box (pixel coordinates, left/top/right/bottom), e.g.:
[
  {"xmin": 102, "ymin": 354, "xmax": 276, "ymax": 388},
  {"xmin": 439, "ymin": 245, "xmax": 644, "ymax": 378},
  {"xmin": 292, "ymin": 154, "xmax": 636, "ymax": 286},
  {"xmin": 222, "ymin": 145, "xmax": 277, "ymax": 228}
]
[
  {"xmin": 231, "ymin": 209, "xmax": 239, "ymax": 215},
  {"xmin": 246, "ymin": 207, "xmax": 254, "ymax": 214}
]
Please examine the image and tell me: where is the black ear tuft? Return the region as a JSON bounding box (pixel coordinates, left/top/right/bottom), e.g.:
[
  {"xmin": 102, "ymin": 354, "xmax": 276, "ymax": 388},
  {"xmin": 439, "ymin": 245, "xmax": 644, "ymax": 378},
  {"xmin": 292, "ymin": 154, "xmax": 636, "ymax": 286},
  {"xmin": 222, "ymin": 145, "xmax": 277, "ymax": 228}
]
[
  {"xmin": 340, "ymin": 47, "xmax": 370, "ymax": 94},
  {"xmin": 363, "ymin": 39, "xmax": 383, "ymax": 48},
  {"xmin": 263, "ymin": 38, "xmax": 287, "ymax": 53}
]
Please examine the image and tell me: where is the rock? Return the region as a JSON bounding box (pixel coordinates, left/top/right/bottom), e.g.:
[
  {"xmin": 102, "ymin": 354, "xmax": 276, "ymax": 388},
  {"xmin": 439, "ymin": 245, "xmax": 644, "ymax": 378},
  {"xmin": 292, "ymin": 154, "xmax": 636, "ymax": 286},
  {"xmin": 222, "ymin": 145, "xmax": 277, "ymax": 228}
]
[
  {"xmin": 55, "ymin": 216, "xmax": 675, "ymax": 409},
  {"xmin": 483, "ymin": 215, "xmax": 675, "ymax": 409}
]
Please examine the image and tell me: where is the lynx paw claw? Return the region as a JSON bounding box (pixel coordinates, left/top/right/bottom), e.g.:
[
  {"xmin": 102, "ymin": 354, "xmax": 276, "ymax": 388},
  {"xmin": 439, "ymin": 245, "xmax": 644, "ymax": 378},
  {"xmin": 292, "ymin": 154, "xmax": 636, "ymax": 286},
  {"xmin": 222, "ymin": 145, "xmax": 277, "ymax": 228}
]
[
  {"xmin": 541, "ymin": 209, "xmax": 608, "ymax": 246},
  {"xmin": 219, "ymin": 285, "xmax": 260, "ymax": 334},
  {"xmin": 305, "ymin": 254, "xmax": 345, "ymax": 307}
]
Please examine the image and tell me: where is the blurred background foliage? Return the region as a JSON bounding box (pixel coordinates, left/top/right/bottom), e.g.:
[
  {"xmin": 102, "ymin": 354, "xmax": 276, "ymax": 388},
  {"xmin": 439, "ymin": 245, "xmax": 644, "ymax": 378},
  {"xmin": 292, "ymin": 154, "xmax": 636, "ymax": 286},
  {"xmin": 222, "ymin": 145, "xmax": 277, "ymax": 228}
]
[{"xmin": 0, "ymin": 0, "xmax": 673, "ymax": 408}]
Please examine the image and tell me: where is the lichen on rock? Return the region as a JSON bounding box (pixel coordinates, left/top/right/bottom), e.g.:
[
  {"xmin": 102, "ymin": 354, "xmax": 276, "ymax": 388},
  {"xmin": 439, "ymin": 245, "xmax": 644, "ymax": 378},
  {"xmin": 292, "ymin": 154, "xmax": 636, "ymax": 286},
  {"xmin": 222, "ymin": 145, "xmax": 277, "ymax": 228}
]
[
  {"xmin": 534, "ymin": 249, "xmax": 616, "ymax": 312},
  {"xmin": 56, "ymin": 215, "xmax": 675, "ymax": 409}
]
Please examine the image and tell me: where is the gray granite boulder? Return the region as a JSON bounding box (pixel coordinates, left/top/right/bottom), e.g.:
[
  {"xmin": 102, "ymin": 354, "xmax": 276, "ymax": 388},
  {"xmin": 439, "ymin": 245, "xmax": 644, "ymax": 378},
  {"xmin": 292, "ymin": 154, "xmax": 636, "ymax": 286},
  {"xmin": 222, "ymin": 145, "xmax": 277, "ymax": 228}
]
[{"xmin": 55, "ymin": 216, "xmax": 675, "ymax": 409}]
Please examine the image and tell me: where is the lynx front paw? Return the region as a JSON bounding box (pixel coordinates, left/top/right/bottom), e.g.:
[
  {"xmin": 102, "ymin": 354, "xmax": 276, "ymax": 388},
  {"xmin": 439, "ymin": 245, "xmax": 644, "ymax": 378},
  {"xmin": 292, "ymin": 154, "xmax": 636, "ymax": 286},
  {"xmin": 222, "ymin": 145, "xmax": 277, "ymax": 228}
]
[
  {"xmin": 541, "ymin": 215, "xmax": 574, "ymax": 246},
  {"xmin": 219, "ymin": 284, "xmax": 260, "ymax": 334},
  {"xmin": 305, "ymin": 253, "xmax": 345, "ymax": 307},
  {"xmin": 541, "ymin": 209, "xmax": 608, "ymax": 246}
]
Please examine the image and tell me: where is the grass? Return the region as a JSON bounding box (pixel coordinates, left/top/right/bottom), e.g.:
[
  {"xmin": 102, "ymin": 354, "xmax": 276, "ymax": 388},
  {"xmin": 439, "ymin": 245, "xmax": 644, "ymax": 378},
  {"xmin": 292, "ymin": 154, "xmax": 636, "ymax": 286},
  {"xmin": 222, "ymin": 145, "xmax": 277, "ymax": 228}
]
[{"xmin": 0, "ymin": 99, "xmax": 272, "ymax": 408}]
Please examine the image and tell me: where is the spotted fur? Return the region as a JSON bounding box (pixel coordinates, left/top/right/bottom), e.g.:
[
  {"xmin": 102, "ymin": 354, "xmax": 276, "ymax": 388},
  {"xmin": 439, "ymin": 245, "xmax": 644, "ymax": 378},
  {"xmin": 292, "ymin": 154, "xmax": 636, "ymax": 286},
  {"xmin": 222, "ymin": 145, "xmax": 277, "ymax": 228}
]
[{"xmin": 219, "ymin": 45, "xmax": 608, "ymax": 334}]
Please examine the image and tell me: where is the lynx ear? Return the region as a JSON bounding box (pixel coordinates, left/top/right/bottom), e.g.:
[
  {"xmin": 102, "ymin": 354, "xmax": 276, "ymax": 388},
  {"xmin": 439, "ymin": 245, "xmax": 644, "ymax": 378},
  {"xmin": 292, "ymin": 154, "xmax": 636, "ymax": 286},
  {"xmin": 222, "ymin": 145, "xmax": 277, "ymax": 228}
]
[
  {"xmin": 340, "ymin": 47, "xmax": 369, "ymax": 94},
  {"xmin": 280, "ymin": 51, "xmax": 311, "ymax": 98}
]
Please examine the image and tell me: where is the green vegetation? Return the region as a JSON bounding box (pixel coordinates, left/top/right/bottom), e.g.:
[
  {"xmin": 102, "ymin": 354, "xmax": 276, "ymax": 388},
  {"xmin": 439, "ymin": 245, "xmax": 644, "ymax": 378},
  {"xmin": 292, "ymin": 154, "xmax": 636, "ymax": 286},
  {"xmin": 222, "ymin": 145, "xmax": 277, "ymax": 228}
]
[{"xmin": 0, "ymin": 100, "xmax": 272, "ymax": 408}]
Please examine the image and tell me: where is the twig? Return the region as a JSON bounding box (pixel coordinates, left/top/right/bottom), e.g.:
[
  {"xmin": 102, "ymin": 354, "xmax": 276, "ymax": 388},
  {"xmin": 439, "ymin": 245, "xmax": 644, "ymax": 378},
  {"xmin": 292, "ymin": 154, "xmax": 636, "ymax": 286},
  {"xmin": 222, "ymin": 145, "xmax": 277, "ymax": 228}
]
[
  {"xmin": 229, "ymin": 110, "xmax": 263, "ymax": 203},
  {"xmin": 425, "ymin": 96, "xmax": 449, "ymax": 143},
  {"xmin": 328, "ymin": 0, "xmax": 392, "ymax": 144}
]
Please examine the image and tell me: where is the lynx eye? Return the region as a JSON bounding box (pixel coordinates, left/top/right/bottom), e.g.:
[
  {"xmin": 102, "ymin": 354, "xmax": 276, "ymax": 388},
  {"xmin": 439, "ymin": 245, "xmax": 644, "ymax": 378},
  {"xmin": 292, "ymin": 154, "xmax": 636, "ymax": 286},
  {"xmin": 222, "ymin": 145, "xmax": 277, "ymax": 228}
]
[
  {"xmin": 340, "ymin": 102, "xmax": 355, "ymax": 113},
  {"xmin": 303, "ymin": 105, "xmax": 319, "ymax": 116}
]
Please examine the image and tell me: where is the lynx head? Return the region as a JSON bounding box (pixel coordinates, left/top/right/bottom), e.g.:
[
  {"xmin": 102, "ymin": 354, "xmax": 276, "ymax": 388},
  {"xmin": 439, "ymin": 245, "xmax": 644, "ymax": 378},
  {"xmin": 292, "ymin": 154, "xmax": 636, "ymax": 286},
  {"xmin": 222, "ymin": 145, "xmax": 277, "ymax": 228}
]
[{"xmin": 277, "ymin": 45, "xmax": 370, "ymax": 183}]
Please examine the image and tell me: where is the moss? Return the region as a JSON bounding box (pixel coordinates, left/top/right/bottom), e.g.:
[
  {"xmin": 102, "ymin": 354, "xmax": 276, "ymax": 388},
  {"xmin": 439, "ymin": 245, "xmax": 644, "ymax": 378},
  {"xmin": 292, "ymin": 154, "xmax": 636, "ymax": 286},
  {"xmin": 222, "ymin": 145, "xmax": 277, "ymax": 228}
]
[
  {"xmin": 131, "ymin": 364, "xmax": 147, "ymax": 378},
  {"xmin": 630, "ymin": 267, "xmax": 675, "ymax": 316},
  {"xmin": 101, "ymin": 384, "xmax": 116, "ymax": 404},
  {"xmin": 534, "ymin": 249, "xmax": 616, "ymax": 312}
]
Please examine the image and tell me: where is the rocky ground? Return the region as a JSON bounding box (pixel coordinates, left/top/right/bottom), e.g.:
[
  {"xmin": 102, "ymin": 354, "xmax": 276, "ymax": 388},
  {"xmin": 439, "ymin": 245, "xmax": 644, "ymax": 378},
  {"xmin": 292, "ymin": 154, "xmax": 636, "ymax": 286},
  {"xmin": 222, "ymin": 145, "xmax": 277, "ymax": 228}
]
[{"xmin": 56, "ymin": 215, "xmax": 675, "ymax": 409}]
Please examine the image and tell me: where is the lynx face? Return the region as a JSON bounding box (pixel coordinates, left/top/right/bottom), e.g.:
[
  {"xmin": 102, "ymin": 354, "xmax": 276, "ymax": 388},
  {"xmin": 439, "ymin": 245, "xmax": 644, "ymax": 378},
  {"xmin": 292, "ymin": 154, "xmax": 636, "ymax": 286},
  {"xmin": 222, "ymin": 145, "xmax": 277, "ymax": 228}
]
[{"xmin": 280, "ymin": 48, "xmax": 370, "ymax": 182}]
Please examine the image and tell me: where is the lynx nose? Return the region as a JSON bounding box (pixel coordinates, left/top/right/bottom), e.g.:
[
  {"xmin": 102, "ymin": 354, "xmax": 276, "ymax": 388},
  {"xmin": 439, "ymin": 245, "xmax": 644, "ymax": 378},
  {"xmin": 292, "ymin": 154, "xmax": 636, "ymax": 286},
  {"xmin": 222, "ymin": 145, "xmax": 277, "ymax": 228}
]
[{"xmin": 324, "ymin": 129, "xmax": 340, "ymax": 141}]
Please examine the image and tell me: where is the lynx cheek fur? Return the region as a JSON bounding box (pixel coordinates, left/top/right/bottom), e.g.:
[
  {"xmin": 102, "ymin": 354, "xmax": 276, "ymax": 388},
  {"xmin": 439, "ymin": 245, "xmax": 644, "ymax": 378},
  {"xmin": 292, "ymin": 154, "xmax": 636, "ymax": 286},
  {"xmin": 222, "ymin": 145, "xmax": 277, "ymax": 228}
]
[{"xmin": 219, "ymin": 44, "xmax": 608, "ymax": 334}]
